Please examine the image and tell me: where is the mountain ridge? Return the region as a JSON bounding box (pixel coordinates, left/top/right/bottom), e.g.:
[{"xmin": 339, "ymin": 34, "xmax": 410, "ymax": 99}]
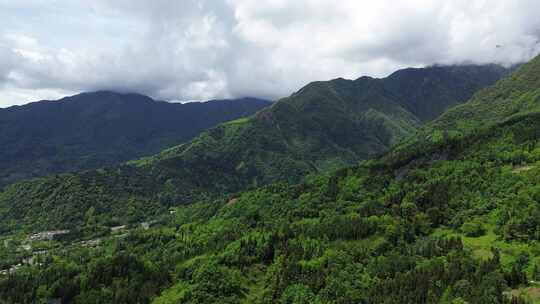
[
  {"xmin": 0, "ymin": 63, "xmax": 512, "ymax": 233},
  {"xmin": 386, "ymin": 55, "xmax": 540, "ymax": 165},
  {"xmin": 0, "ymin": 92, "xmax": 271, "ymax": 186}
]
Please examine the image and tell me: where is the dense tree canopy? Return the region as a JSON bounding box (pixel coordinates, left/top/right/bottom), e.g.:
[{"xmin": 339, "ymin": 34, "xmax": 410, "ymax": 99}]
[{"xmin": 0, "ymin": 55, "xmax": 538, "ymax": 304}]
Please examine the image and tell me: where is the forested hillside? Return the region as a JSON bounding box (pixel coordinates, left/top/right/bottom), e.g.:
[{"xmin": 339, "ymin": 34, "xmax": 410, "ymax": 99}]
[
  {"xmin": 388, "ymin": 55, "xmax": 540, "ymax": 164},
  {"xmin": 0, "ymin": 92, "xmax": 270, "ymax": 186},
  {"xmin": 147, "ymin": 63, "xmax": 509, "ymax": 186},
  {"xmin": 0, "ymin": 64, "xmax": 509, "ymax": 235},
  {"xmin": 1, "ymin": 56, "xmax": 539, "ymax": 303}
]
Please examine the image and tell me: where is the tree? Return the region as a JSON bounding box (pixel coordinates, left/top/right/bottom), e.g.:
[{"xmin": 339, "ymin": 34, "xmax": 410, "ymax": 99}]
[{"xmin": 280, "ymin": 284, "xmax": 319, "ymax": 304}]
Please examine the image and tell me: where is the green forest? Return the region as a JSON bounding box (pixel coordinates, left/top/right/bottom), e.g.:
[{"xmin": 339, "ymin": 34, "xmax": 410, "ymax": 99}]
[{"xmin": 0, "ymin": 53, "xmax": 539, "ymax": 303}]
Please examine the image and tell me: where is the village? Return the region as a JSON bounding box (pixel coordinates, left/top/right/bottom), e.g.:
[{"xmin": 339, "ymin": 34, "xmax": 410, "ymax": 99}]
[{"xmin": 0, "ymin": 220, "xmax": 159, "ymax": 276}]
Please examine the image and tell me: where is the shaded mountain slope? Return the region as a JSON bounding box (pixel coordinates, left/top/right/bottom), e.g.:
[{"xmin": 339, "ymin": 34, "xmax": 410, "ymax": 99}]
[
  {"xmin": 0, "ymin": 92, "xmax": 270, "ymax": 186},
  {"xmin": 388, "ymin": 55, "xmax": 540, "ymax": 165},
  {"xmin": 383, "ymin": 63, "xmax": 510, "ymax": 121},
  {"xmin": 430, "ymin": 57, "xmax": 540, "ymax": 131}
]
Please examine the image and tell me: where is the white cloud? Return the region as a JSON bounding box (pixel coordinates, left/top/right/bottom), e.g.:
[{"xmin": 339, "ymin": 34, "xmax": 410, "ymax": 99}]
[
  {"xmin": 0, "ymin": 86, "xmax": 74, "ymax": 106},
  {"xmin": 0, "ymin": 0, "xmax": 539, "ymax": 107}
]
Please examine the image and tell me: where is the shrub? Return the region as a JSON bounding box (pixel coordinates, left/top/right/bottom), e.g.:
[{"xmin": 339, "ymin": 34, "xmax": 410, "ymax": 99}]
[{"xmin": 461, "ymin": 221, "xmax": 486, "ymax": 237}]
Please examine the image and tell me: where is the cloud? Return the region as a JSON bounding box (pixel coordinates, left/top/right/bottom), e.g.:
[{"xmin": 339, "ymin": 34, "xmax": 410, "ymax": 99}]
[{"xmin": 1, "ymin": 0, "xmax": 540, "ymax": 106}]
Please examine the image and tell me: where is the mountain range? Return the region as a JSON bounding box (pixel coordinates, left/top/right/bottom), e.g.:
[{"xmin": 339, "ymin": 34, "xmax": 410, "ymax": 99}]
[
  {"xmin": 0, "ymin": 92, "xmax": 270, "ymax": 186},
  {"xmin": 1, "ymin": 55, "xmax": 540, "ymax": 303},
  {"xmin": 0, "ymin": 63, "xmax": 511, "ymax": 232}
]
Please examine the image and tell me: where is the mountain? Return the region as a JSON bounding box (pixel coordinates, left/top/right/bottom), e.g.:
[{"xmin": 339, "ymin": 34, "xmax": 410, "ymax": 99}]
[
  {"xmin": 387, "ymin": 55, "xmax": 540, "ymax": 165},
  {"xmin": 1, "ymin": 56, "xmax": 539, "ymax": 303},
  {"xmin": 430, "ymin": 59, "xmax": 540, "ymax": 131},
  {"xmin": 0, "ymin": 92, "xmax": 270, "ymax": 186},
  {"xmin": 130, "ymin": 63, "xmax": 510, "ymax": 189},
  {"xmin": 382, "ymin": 63, "xmax": 512, "ymax": 121},
  {"xmin": 139, "ymin": 53, "xmax": 540, "ymax": 303},
  {"xmin": 0, "ymin": 64, "xmax": 510, "ymax": 233}
]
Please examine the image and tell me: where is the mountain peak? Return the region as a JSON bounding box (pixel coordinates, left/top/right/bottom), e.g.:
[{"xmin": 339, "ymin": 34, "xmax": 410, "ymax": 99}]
[
  {"xmin": 0, "ymin": 93, "xmax": 270, "ymax": 185},
  {"xmin": 58, "ymin": 91, "xmax": 155, "ymax": 105}
]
